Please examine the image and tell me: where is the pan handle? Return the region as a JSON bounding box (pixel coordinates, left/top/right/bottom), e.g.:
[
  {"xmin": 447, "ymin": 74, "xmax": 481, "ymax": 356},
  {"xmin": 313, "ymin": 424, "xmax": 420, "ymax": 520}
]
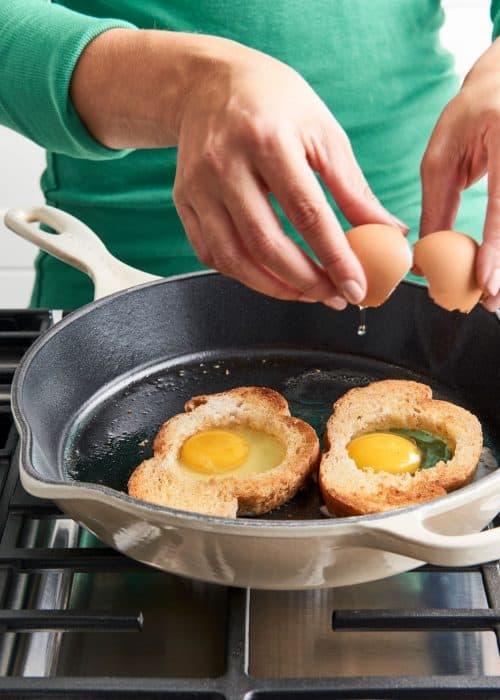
[
  {"xmin": 4, "ymin": 205, "xmax": 160, "ymax": 300},
  {"xmin": 359, "ymin": 492, "xmax": 500, "ymax": 567}
]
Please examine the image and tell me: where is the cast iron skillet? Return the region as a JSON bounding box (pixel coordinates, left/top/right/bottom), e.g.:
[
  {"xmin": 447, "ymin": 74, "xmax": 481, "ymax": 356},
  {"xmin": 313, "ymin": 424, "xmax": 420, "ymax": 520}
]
[{"xmin": 4, "ymin": 205, "xmax": 500, "ymax": 590}]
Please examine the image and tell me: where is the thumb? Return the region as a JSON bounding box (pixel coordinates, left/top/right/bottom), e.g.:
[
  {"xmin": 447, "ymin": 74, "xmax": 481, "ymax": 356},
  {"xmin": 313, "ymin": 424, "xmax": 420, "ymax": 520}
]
[
  {"xmin": 419, "ymin": 145, "xmax": 462, "ymax": 238},
  {"xmin": 477, "ymin": 135, "xmax": 500, "ymax": 299},
  {"xmin": 416, "ymin": 135, "xmax": 463, "ymax": 276}
]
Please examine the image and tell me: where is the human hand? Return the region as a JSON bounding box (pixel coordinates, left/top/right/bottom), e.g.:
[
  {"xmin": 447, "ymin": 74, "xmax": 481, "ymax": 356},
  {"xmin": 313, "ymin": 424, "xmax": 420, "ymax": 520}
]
[
  {"xmin": 420, "ymin": 38, "xmax": 500, "ymax": 312},
  {"xmin": 71, "ymin": 29, "xmax": 405, "ymax": 307},
  {"xmin": 173, "ymin": 37, "xmax": 406, "ymax": 308}
]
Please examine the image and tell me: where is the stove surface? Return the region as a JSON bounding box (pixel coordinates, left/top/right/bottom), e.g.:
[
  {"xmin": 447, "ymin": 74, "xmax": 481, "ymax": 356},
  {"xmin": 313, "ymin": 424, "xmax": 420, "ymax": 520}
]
[{"xmin": 0, "ymin": 309, "xmax": 499, "ymax": 699}]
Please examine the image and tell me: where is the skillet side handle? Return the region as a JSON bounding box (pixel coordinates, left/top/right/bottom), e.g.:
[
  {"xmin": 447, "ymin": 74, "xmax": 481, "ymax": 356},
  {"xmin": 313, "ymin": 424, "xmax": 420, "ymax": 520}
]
[
  {"xmin": 4, "ymin": 205, "xmax": 160, "ymax": 300},
  {"xmin": 359, "ymin": 494, "xmax": 500, "ymax": 567}
]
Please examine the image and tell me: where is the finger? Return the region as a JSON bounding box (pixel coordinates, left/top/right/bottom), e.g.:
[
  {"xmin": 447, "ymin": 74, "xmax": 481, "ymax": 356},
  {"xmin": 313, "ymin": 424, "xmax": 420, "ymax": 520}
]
[
  {"xmin": 309, "ymin": 128, "xmax": 409, "ymax": 232},
  {"xmin": 175, "ymin": 201, "xmax": 215, "ymax": 269},
  {"xmin": 216, "ymin": 163, "xmax": 347, "ymax": 305},
  {"xmin": 192, "ymin": 197, "xmax": 343, "ymax": 305},
  {"xmin": 481, "ymin": 293, "xmax": 500, "ymax": 312},
  {"xmin": 477, "ymin": 131, "xmax": 500, "ymax": 296},
  {"xmin": 257, "ymin": 143, "xmax": 367, "ymax": 304},
  {"xmin": 413, "ymin": 132, "xmax": 464, "ymax": 276},
  {"xmin": 419, "ymin": 134, "xmax": 462, "ymax": 238}
]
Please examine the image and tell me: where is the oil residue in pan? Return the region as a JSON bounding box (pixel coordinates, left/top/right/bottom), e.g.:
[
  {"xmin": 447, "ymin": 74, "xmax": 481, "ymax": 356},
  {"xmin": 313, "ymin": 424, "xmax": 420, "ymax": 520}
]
[{"xmin": 63, "ymin": 350, "xmax": 500, "ymax": 521}]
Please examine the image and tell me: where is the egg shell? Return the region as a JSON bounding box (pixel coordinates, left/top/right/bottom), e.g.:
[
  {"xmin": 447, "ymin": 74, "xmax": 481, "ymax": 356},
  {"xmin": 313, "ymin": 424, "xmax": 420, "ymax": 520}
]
[
  {"xmin": 345, "ymin": 224, "xmax": 412, "ymax": 307},
  {"xmin": 413, "ymin": 230, "xmax": 482, "ymax": 313}
]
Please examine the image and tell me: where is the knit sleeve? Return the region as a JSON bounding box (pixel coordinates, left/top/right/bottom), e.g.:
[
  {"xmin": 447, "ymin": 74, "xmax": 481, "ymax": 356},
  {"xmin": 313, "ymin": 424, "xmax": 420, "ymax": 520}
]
[
  {"xmin": 491, "ymin": 0, "xmax": 500, "ymax": 39},
  {"xmin": 0, "ymin": 0, "xmax": 137, "ymax": 159}
]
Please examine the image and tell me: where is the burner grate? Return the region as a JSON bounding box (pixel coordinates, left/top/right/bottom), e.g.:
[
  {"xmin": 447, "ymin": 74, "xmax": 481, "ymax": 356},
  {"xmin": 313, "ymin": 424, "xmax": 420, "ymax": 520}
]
[
  {"xmin": 0, "ymin": 609, "xmax": 143, "ymax": 633},
  {"xmin": 332, "ymin": 597, "xmax": 500, "ymax": 631},
  {"xmin": 0, "ymin": 310, "xmax": 50, "ymax": 374},
  {"xmin": 0, "ymin": 585, "xmax": 496, "ymax": 700},
  {"xmin": 0, "ymin": 310, "xmax": 499, "ymax": 698}
]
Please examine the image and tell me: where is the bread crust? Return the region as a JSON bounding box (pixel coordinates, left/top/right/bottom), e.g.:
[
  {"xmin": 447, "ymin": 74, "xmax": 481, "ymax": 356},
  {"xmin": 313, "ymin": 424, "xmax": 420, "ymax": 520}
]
[
  {"xmin": 128, "ymin": 387, "xmax": 320, "ymax": 517},
  {"xmin": 319, "ymin": 380, "xmax": 483, "ymax": 516}
]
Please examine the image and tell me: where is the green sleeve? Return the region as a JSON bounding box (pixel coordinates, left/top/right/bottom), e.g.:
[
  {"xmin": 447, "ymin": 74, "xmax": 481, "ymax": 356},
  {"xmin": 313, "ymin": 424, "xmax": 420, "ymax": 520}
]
[
  {"xmin": 0, "ymin": 0, "xmax": 137, "ymax": 159},
  {"xmin": 492, "ymin": 0, "xmax": 500, "ymax": 39}
]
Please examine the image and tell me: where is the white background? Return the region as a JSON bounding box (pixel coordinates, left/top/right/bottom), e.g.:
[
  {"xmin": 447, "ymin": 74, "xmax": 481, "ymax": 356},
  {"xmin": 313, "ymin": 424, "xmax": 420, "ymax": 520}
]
[{"xmin": 0, "ymin": 0, "xmax": 493, "ymax": 307}]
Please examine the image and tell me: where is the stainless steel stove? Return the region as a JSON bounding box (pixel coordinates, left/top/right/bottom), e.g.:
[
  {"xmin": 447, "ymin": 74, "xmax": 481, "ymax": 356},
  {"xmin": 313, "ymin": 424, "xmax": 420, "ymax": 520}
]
[{"xmin": 1, "ymin": 309, "xmax": 500, "ymax": 698}]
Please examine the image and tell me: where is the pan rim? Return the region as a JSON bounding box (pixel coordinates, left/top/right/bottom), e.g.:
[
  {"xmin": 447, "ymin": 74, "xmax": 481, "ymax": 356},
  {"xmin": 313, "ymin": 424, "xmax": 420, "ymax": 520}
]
[
  {"xmin": 17, "ymin": 460, "xmax": 500, "ymax": 535},
  {"xmin": 11, "ymin": 273, "xmax": 500, "ymax": 534}
]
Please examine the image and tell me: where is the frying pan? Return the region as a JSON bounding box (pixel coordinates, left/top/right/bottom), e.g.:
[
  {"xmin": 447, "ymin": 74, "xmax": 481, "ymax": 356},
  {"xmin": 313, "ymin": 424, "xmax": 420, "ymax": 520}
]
[{"xmin": 5, "ymin": 204, "xmax": 500, "ymax": 590}]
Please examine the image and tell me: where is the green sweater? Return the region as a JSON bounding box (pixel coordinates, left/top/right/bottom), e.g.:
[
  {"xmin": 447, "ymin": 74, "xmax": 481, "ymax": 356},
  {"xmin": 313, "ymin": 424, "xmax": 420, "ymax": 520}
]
[{"xmin": 1, "ymin": 1, "xmax": 497, "ymax": 308}]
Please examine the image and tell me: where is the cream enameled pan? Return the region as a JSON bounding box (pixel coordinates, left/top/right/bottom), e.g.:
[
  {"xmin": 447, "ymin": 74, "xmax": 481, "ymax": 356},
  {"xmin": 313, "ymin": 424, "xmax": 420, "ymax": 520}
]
[{"xmin": 4, "ymin": 205, "xmax": 500, "ymax": 589}]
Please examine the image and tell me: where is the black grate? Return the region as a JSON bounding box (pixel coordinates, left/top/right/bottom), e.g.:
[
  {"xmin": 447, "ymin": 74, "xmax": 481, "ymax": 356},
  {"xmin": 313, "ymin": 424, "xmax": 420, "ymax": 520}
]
[
  {"xmin": 0, "ymin": 311, "xmax": 50, "ymax": 373},
  {"xmin": 0, "ymin": 310, "xmax": 499, "ymax": 699},
  {"xmin": 332, "ymin": 604, "xmax": 500, "ymax": 632}
]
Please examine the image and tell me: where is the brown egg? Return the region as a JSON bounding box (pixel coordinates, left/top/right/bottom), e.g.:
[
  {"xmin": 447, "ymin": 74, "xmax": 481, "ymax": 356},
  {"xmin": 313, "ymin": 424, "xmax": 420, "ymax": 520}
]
[
  {"xmin": 345, "ymin": 224, "xmax": 412, "ymax": 307},
  {"xmin": 413, "ymin": 230, "xmax": 482, "ymax": 313}
]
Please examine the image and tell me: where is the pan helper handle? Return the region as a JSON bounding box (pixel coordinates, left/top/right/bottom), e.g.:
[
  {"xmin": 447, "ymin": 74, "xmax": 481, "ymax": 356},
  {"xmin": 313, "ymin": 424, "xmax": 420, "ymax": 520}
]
[
  {"xmin": 4, "ymin": 205, "xmax": 160, "ymax": 300},
  {"xmin": 358, "ymin": 488, "xmax": 500, "ymax": 567}
]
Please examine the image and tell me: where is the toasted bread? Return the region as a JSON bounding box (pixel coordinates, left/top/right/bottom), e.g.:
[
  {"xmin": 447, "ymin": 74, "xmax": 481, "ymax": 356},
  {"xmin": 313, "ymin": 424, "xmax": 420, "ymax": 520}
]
[
  {"xmin": 319, "ymin": 380, "xmax": 482, "ymax": 516},
  {"xmin": 128, "ymin": 387, "xmax": 320, "ymax": 517}
]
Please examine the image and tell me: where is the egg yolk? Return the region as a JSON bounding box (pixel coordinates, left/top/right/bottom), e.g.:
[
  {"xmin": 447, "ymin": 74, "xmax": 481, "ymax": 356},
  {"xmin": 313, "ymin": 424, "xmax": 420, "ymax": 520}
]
[
  {"xmin": 180, "ymin": 429, "xmax": 250, "ymax": 474},
  {"xmin": 347, "ymin": 432, "xmax": 422, "ymax": 474}
]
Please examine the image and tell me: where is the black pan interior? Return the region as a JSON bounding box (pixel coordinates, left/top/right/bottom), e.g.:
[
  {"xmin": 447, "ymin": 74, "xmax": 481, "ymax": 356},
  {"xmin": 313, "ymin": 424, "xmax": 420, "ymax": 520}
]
[
  {"xmin": 17, "ymin": 275, "xmax": 500, "ymax": 520},
  {"xmin": 63, "ymin": 348, "xmax": 500, "ymax": 520}
]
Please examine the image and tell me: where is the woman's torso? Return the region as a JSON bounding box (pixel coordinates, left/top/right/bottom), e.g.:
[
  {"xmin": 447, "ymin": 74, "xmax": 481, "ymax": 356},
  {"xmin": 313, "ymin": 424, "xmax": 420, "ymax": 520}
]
[{"xmin": 34, "ymin": 0, "xmax": 487, "ymax": 307}]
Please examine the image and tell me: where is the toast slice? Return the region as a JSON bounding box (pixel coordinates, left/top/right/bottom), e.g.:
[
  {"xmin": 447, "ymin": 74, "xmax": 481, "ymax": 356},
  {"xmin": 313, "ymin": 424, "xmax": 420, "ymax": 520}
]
[
  {"xmin": 128, "ymin": 387, "xmax": 320, "ymax": 517},
  {"xmin": 319, "ymin": 380, "xmax": 482, "ymax": 516}
]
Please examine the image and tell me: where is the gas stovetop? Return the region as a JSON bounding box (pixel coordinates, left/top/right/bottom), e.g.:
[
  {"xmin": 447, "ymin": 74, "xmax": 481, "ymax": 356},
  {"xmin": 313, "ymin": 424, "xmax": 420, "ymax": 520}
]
[{"xmin": 0, "ymin": 309, "xmax": 499, "ymax": 699}]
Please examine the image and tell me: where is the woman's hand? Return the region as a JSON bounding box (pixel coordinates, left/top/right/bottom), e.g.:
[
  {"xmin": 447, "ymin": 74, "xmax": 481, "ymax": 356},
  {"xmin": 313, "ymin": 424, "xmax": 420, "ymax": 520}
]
[
  {"xmin": 71, "ymin": 29, "xmax": 405, "ymax": 308},
  {"xmin": 173, "ymin": 37, "xmax": 407, "ymax": 307},
  {"xmin": 420, "ymin": 38, "xmax": 500, "ymax": 311}
]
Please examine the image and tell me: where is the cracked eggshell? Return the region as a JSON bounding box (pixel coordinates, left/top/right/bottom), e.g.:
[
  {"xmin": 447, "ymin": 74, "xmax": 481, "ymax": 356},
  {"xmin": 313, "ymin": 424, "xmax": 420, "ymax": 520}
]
[
  {"xmin": 413, "ymin": 230, "xmax": 482, "ymax": 313},
  {"xmin": 345, "ymin": 224, "xmax": 412, "ymax": 307}
]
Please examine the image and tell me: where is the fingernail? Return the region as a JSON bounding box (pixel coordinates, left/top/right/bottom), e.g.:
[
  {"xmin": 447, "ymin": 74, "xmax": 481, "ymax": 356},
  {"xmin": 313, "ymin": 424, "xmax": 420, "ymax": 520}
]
[
  {"xmin": 390, "ymin": 215, "xmax": 410, "ymax": 233},
  {"xmin": 482, "ymin": 295, "xmax": 499, "ymax": 313},
  {"xmin": 486, "ymin": 269, "xmax": 500, "ymax": 297},
  {"xmin": 324, "ymin": 295, "xmax": 348, "ymax": 311},
  {"xmin": 341, "ymin": 280, "xmax": 365, "ymax": 305}
]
